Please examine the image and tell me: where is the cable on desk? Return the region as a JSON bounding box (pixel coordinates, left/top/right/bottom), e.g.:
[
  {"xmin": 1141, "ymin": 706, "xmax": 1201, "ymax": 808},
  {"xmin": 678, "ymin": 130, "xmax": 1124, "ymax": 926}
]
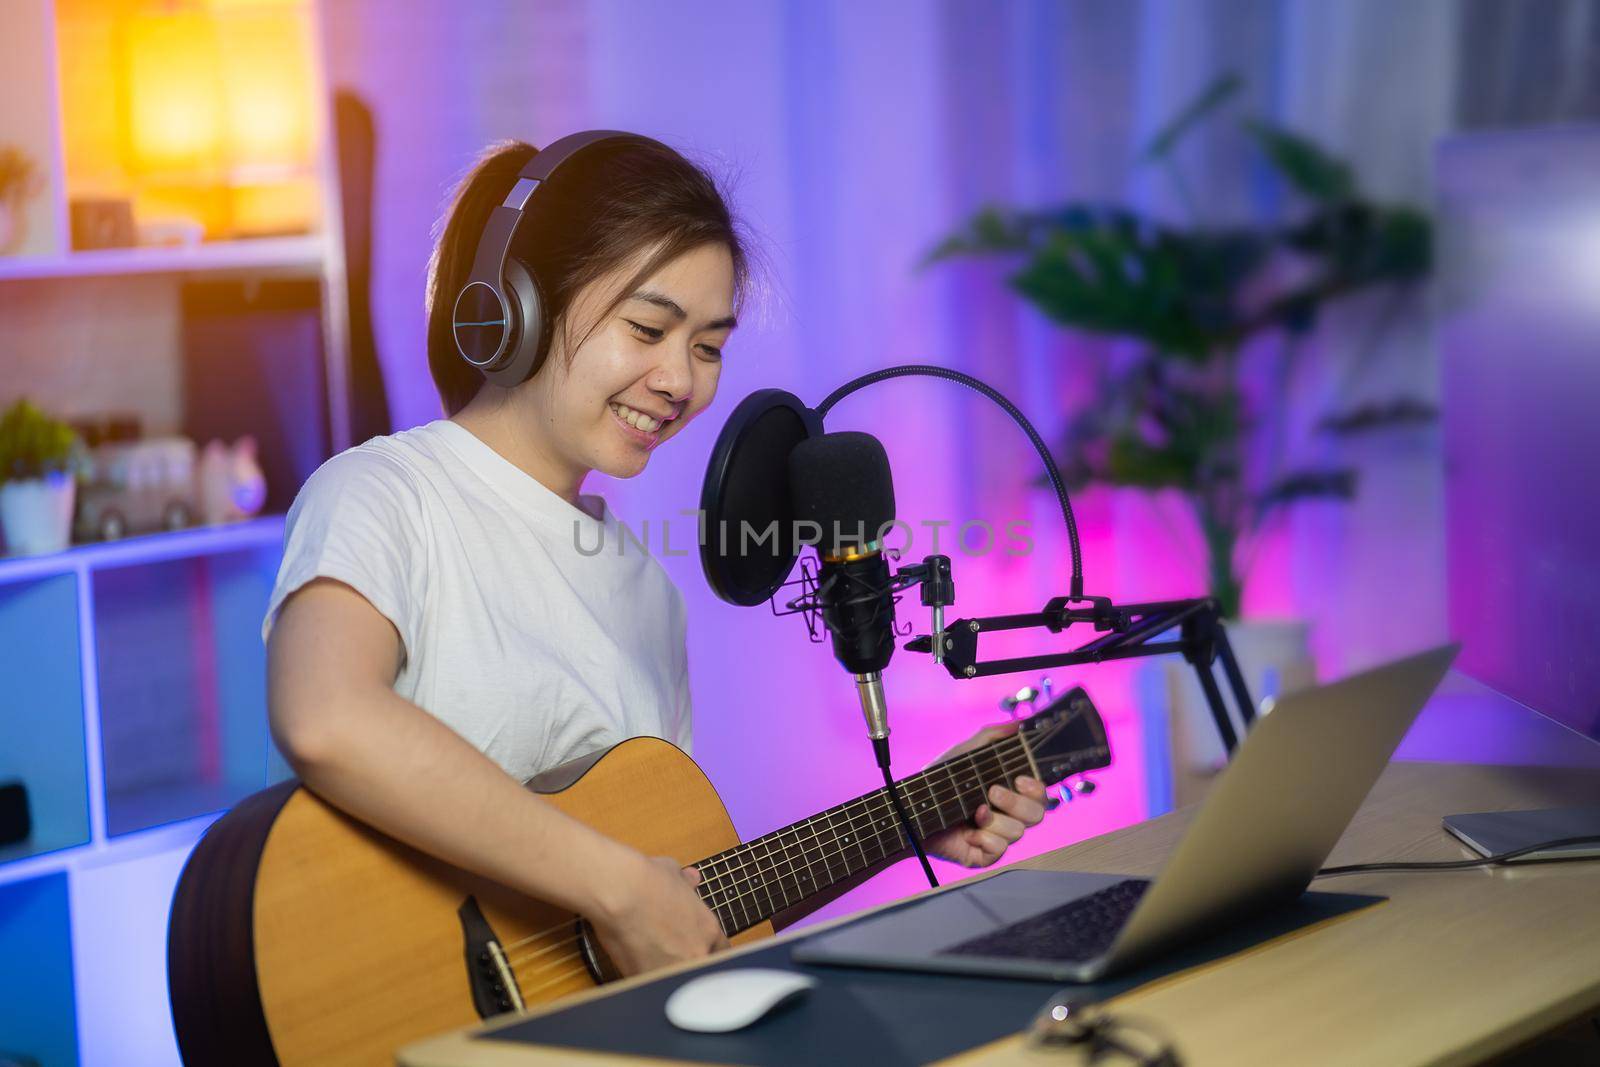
[{"xmin": 1316, "ymin": 834, "xmax": 1600, "ymax": 878}]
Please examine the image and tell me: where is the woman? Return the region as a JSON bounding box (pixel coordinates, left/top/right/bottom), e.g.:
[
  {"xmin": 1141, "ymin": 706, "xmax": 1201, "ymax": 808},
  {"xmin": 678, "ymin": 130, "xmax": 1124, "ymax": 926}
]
[{"xmin": 263, "ymin": 133, "xmax": 1048, "ymax": 980}]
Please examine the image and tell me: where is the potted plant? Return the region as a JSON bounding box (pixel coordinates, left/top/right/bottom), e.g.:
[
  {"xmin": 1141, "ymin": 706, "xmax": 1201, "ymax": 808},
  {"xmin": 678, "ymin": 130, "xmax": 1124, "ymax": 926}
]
[
  {"xmin": 0, "ymin": 399, "xmax": 82, "ymax": 556},
  {"xmin": 0, "ymin": 145, "xmax": 45, "ymax": 255},
  {"xmin": 926, "ymin": 75, "xmax": 1433, "ymax": 792}
]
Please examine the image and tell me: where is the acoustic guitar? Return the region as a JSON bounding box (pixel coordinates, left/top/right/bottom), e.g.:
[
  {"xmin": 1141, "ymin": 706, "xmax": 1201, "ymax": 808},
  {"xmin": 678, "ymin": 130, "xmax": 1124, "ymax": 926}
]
[{"xmin": 167, "ymin": 688, "xmax": 1110, "ymax": 1066}]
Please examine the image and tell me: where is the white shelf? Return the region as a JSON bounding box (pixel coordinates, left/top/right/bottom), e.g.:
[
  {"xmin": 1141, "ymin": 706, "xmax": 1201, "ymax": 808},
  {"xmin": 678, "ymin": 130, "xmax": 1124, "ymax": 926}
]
[
  {"xmin": 0, "ymin": 515, "xmax": 285, "ymax": 588},
  {"xmin": 0, "ymin": 235, "xmax": 328, "ymax": 281},
  {"xmin": 0, "ymin": 811, "xmax": 217, "ymax": 890}
]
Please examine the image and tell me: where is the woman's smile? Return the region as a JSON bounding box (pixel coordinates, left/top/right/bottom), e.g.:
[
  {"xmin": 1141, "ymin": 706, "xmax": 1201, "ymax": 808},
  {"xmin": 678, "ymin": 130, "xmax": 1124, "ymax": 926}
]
[{"xmin": 609, "ymin": 401, "xmax": 665, "ymax": 449}]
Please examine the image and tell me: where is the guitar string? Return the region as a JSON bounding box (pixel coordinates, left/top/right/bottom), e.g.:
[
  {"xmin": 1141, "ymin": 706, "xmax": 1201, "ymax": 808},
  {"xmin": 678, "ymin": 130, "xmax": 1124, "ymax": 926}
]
[
  {"xmin": 502, "ymin": 751, "xmax": 1036, "ymax": 979},
  {"xmin": 501, "ymin": 723, "xmax": 1082, "ymax": 983},
  {"xmin": 694, "ymin": 747, "xmax": 1036, "ymax": 930},
  {"xmin": 501, "ymin": 747, "xmax": 1033, "ymax": 969},
  {"xmin": 697, "ymin": 744, "xmax": 1032, "ymax": 910},
  {"xmin": 685, "ymin": 712, "xmax": 1076, "ymax": 917},
  {"xmin": 505, "ymin": 942, "xmax": 583, "ymax": 976},
  {"xmin": 696, "ymin": 736, "xmax": 1035, "ymax": 898},
  {"xmin": 503, "ymin": 931, "xmax": 583, "ymax": 967},
  {"xmin": 502, "ymin": 739, "xmax": 1059, "ymax": 978},
  {"xmin": 513, "ymin": 962, "xmax": 594, "ymax": 999},
  {"xmin": 694, "ymin": 732, "xmax": 1034, "ymax": 897},
  {"xmin": 505, "ymin": 738, "xmax": 1041, "ymax": 959},
  {"xmin": 496, "ymin": 737, "xmax": 1032, "ymax": 957},
  {"xmin": 498, "ymin": 724, "xmax": 1067, "ymax": 959}
]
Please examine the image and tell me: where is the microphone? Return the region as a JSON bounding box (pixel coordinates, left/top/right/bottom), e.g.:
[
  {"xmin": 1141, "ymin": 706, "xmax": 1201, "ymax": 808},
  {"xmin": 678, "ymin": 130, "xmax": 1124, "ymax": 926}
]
[
  {"xmin": 696, "ymin": 396, "xmax": 940, "ymax": 888},
  {"xmin": 787, "ymin": 431, "xmax": 899, "ymax": 751},
  {"xmin": 788, "ymin": 430, "xmax": 940, "ymax": 888}
]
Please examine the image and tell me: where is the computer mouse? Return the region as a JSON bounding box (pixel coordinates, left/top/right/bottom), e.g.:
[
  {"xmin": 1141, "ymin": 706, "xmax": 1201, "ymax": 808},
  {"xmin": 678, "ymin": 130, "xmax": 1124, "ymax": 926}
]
[{"xmin": 664, "ymin": 968, "xmax": 817, "ymax": 1033}]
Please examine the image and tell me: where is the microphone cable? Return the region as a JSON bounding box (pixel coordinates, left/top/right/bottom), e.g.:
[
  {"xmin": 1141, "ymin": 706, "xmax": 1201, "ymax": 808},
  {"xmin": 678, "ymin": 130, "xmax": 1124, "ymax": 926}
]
[
  {"xmin": 812, "ymin": 566, "xmax": 941, "ymax": 888},
  {"xmin": 812, "ymin": 572, "xmax": 934, "ymax": 889},
  {"xmin": 875, "ymin": 734, "xmax": 940, "ymax": 889}
]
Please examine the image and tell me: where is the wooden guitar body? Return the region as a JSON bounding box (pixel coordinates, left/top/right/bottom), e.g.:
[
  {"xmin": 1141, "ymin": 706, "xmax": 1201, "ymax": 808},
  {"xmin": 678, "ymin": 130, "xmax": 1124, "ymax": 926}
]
[
  {"xmin": 169, "ymin": 737, "xmax": 769, "ymax": 1066},
  {"xmin": 168, "ymin": 689, "xmax": 1109, "ymax": 1066}
]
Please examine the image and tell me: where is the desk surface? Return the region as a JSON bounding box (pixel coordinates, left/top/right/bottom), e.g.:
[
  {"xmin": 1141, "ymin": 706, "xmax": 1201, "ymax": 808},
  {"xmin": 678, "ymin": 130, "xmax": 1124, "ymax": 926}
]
[{"xmin": 399, "ymin": 759, "xmax": 1600, "ymax": 1067}]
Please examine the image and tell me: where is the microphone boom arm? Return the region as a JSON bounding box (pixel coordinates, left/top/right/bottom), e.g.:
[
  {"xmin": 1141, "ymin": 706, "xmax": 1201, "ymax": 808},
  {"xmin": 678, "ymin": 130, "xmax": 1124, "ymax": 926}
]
[
  {"xmin": 776, "ymin": 548, "xmax": 1256, "ymax": 756},
  {"xmin": 766, "ymin": 365, "xmax": 1258, "ymax": 758},
  {"xmin": 904, "ymin": 590, "xmax": 1256, "ymax": 756}
]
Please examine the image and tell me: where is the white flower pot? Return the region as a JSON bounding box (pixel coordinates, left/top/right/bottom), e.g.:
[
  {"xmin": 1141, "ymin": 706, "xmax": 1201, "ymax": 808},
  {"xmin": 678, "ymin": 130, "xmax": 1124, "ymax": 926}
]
[
  {"xmin": 1140, "ymin": 618, "xmax": 1315, "ymax": 812},
  {"xmin": 0, "ymin": 474, "xmax": 77, "ymax": 556}
]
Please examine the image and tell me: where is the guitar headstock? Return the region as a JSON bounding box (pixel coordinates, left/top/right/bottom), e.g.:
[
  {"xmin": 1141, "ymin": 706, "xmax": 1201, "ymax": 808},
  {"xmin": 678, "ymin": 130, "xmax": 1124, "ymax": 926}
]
[{"xmin": 1017, "ymin": 686, "xmax": 1112, "ymax": 786}]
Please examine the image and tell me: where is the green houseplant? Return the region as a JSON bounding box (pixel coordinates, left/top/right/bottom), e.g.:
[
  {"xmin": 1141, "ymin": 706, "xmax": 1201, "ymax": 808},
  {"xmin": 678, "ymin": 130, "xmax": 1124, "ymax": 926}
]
[
  {"xmin": 926, "ymin": 75, "xmax": 1433, "ymax": 620},
  {"xmin": 0, "ymin": 398, "xmax": 82, "ymax": 555}
]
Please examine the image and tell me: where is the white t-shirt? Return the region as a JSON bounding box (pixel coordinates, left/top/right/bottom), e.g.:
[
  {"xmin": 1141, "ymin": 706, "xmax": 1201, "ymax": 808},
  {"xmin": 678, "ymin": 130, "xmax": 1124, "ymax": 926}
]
[{"xmin": 263, "ymin": 419, "xmax": 692, "ymax": 782}]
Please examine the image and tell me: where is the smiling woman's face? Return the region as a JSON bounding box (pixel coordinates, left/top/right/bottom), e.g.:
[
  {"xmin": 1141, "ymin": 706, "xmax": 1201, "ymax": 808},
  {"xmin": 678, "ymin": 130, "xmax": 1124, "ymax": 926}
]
[{"xmin": 524, "ymin": 241, "xmax": 737, "ymax": 484}]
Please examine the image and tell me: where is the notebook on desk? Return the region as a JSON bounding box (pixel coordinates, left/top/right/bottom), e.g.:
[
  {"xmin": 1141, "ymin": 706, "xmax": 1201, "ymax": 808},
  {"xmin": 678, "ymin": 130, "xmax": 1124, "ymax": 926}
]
[{"xmin": 1444, "ymin": 807, "xmax": 1600, "ymax": 861}]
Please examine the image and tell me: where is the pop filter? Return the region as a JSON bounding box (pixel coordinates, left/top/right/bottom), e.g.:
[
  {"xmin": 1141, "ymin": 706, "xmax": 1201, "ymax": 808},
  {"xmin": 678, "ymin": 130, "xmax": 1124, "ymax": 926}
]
[{"xmin": 699, "ymin": 388, "xmax": 824, "ymax": 605}]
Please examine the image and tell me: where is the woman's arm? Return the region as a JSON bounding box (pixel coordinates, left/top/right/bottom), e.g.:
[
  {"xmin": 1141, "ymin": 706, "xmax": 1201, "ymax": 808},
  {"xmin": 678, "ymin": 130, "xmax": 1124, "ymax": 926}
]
[{"xmin": 267, "ymin": 576, "xmax": 728, "ymax": 975}]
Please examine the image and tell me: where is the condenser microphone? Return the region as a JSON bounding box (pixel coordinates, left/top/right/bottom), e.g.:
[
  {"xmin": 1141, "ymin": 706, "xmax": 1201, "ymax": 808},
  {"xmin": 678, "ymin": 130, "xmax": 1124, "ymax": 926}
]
[
  {"xmin": 787, "ymin": 431, "xmax": 898, "ymax": 748},
  {"xmin": 788, "ymin": 430, "xmax": 941, "ymax": 889}
]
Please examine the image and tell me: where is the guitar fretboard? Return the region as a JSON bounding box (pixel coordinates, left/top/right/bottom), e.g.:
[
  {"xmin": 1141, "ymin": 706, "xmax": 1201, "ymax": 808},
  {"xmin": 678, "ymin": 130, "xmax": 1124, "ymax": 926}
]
[{"xmin": 690, "ymin": 733, "xmax": 1038, "ymax": 936}]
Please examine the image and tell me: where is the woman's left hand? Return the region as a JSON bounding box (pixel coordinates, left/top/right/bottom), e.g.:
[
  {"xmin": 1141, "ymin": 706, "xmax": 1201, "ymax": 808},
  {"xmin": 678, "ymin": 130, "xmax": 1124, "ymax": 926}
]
[{"xmin": 922, "ymin": 722, "xmax": 1050, "ymax": 867}]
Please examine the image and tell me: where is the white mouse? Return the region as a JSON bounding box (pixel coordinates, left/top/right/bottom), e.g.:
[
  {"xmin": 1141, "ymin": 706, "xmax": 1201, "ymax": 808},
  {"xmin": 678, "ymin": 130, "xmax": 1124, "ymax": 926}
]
[{"xmin": 664, "ymin": 968, "xmax": 817, "ymax": 1033}]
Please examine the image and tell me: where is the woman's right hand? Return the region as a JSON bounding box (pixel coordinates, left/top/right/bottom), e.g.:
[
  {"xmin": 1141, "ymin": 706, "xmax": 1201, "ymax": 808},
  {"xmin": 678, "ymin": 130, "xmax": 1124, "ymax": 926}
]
[{"xmin": 590, "ymin": 853, "xmax": 729, "ymax": 977}]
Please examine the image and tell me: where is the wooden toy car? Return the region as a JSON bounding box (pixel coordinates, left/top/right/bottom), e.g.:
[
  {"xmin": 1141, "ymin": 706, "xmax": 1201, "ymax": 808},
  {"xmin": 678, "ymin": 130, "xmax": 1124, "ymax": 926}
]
[{"xmin": 75, "ymin": 437, "xmax": 199, "ymax": 541}]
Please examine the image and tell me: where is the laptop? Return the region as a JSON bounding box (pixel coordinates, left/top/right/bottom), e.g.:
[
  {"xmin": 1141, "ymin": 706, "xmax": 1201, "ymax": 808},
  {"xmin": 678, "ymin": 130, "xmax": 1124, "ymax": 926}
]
[{"xmin": 793, "ymin": 644, "xmax": 1459, "ymax": 982}]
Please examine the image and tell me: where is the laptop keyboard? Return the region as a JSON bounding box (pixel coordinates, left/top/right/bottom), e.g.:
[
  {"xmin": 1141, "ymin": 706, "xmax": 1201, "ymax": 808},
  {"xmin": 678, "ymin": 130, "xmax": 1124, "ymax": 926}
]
[{"xmin": 941, "ymin": 878, "xmax": 1151, "ymax": 962}]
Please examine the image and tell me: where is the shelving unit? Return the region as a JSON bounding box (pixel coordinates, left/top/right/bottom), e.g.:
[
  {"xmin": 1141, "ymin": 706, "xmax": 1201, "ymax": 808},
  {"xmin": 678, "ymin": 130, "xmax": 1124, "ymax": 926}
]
[
  {"xmin": 0, "ymin": 518, "xmax": 291, "ymax": 1067},
  {"xmin": 0, "ymin": 0, "xmax": 353, "ymax": 453},
  {"xmin": 0, "ymin": 515, "xmax": 290, "ymax": 887},
  {"xmin": 0, "ymin": 233, "xmax": 328, "ymax": 282},
  {"xmin": 1, "ymin": 4, "xmax": 347, "ymax": 1061}
]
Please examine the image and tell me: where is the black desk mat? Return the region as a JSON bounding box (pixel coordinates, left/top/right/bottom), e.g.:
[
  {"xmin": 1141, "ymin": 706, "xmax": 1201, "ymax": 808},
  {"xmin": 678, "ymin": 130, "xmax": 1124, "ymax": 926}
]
[{"xmin": 481, "ymin": 890, "xmax": 1383, "ymax": 1066}]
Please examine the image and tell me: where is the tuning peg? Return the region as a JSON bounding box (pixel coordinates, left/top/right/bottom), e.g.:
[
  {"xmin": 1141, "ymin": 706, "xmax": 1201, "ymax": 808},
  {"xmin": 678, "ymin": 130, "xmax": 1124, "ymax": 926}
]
[
  {"xmin": 998, "ymin": 685, "xmax": 1041, "ymax": 720},
  {"xmin": 1045, "ymin": 777, "xmax": 1097, "ymax": 811},
  {"xmin": 1000, "ymin": 676, "xmax": 1060, "ymax": 720}
]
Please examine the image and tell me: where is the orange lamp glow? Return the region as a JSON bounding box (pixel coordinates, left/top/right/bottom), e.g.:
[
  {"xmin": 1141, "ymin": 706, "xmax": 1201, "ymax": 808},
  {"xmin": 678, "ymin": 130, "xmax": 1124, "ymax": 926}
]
[
  {"xmin": 217, "ymin": 6, "xmax": 316, "ymax": 177},
  {"xmin": 113, "ymin": 0, "xmax": 319, "ymax": 239},
  {"xmin": 120, "ymin": 10, "xmax": 225, "ymax": 179}
]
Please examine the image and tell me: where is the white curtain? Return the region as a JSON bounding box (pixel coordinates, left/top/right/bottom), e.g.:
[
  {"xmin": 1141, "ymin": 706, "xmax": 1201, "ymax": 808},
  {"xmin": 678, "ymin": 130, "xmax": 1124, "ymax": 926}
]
[{"xmin": 318, "ymin": 0, "xmax": 1595, "ymax": 879}]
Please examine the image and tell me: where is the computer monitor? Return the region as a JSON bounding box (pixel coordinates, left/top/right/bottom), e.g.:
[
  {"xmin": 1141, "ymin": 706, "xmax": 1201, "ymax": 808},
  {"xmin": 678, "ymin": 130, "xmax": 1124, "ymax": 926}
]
[{"xmin": 1437, "ymin": 125, "xmax": 1600, "ymax": 743}]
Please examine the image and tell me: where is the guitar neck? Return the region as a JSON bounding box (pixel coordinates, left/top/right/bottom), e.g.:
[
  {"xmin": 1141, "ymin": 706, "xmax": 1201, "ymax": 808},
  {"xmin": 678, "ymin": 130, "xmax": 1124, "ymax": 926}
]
[{"xmin": 690, "ymin": 732, "xmax": 1040, "ymax": 936}]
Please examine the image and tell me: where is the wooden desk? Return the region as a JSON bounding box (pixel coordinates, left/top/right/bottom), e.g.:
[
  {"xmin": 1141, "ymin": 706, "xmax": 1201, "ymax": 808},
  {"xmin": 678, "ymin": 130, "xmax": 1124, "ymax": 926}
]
[{"xmin": 399, "ymin": 760, "xmax": 1600, "ymax": 1067}]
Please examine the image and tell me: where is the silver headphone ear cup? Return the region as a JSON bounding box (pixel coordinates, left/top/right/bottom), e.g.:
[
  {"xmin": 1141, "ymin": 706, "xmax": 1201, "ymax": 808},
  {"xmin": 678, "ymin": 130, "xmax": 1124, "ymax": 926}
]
[{"xmin": 483, "ymin": 257, "xmax": 545, "ymax": 387}]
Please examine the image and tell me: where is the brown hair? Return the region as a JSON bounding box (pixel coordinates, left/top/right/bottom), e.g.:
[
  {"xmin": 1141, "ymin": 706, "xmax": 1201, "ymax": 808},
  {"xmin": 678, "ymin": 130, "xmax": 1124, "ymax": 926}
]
[{"xmin": 424, "ymin": 136, "xmax": 751, "ymax": 416}]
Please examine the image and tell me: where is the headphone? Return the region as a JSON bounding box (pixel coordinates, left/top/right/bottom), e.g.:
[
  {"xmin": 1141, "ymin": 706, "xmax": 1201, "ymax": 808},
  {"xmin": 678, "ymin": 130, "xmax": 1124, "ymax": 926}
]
[{"xmin": 451, "ymin": 129, "xmax": 660, "ymax": 387}]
